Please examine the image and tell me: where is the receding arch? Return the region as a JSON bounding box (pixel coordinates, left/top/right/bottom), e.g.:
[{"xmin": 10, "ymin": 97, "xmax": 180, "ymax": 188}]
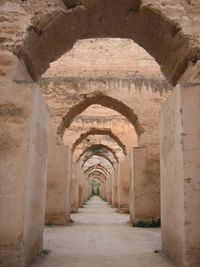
[
  {"xmin": 85, "ymin": 169, "xmax": 108, "ymax": 183},
  {"xmin": 82, "ymin": 155, "xmax": 114, "ymax": 171},
  {"xmin": 57, "ymin": 93, "xmax": 143, "ymax": 137},
  {"xmin": 79, "ymin": 144, "xmax": 119, "ymax": 165},
  {"xmin": 87, "ymin": 175, "xmax": 103, "ymax": 184},
  {"xmin": 86, "ymin": 167, "xmax": 110, "ymax": 177},
  {"xmin": 82, "ymin": 153, "xmax": 116, "ymax": 170},
  {"xmin": 15, "ymin": 1, "xmax": 200, "ymax": 84},
  {"xmin": 87, "ymin": 171, "xmax": 108, "ymax": 183},
  {"xmin": 85, "ymin": 167, "xmax": 110, "ymax": 181},
  {"xmin": 84, "ymin": 164, "xmax": 111, "ymax": 176},
  {"xmin": 74, "ymin": 136, "xmax": 125, "ymax": 163},
  {"xmin": 88, "ymin": 177, "xmax": 102, "ymax": 185},
  {"xmin": 72, "ymin": 128, "xmax": 127, "ymax": 155},
  {"xmin": 87, "ymin": 170, "xmax": 107, "ymax": 181}
]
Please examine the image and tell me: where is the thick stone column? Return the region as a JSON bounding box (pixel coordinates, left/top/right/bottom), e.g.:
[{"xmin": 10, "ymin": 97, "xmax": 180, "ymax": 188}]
[
  {"xmin": 129, "ymin": 151, "xmax": 134, "ymax": 222},
  {"xmin": 130, "ymin": 147, "xmax": 160, "ymax": 225},
  {"xmin": 87, "ymin": 181, "xmax": 92, "ymax": 199},
  {"xmin": 45, "ymin": 139, "xmax": 72, "ymax": 225},
  {"xmin": 112, "ymin": 169, "xmax": 119, "ymax": 208},
  {"xmin": 70, "ymin": 162, "xmax": 79, "ymax": 213},
  {"xmin": 106, "ymin": 179, "xmax": 112, "ymax": 204},
  {"xmin": 84, "ymin": 180, "xmax": 88, "ymax": 203},
  {"xmin": 78, "ymin": 169, "xmax": 84, "ymax": 208},
  {"xmin": 160, "ymin": 84, "xmax": 200, "ymax": 266},
  {"xmin": 0, "ymin": 71, "xmax": 48, "ymax": 266},
  {"xmin": 117, "ymin": 157, "xmax": 130, "ymax": 213},
  {"xmin": 83, "ymin": 180, "xmax": 91, "ymax": 202},
  {"xmin": 89, "ymin": 183, "xmax": 92, "ymax": 198},
  {"xmin": 100, "ymin": 182, "xmax": 106, "ymax": 200}
]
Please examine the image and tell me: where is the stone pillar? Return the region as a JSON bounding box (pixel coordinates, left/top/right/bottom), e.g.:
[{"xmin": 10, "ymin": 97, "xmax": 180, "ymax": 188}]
[
  {"xmin": 112, "ymin": 168, "xmax": 119, "ymax": 208},
  {"xmin": 85, "ymin": 180, "xmax": 92, "ymax": 201},
  {"xmin": 106, "ymin": 179, "xmax": 112, "ymax": 204},
  {"xmin": 0, "ymin": 73, "xmax": 48, "ymax": 266},
  {"xmin": 130, "ymin": 147, "xmax": 160, "ymax": 225},
  {"xmin": 88, "ymin": 181, "xmax": 92, "ymax": 199},
  {"xmin": 160, "ymin": 84, "xmax": 200, "ymax": 266},
  {"xmin": 89, "ymin": 183, "xmax": 92, "ymax": 198},
  {"xmin": 83, "ymin": 179, "xmax": 89, "ymax": 203},
  {"xmin": 70, "ymin": 162, "xmax": 79, "ymax": 213},
  {"xmin": 78, "ymin": 169, "xmax": 84, "ymax": 208},
  {"xmin": 101, "ymin": 182, "xmax": 106, "ymax": 200},
  {"xmin": 105, "ymin": 180, "xmax": 108, "ymax": 201},
  {"xmin": 45, "ymin": 138, "xmax": 72, "ymax": 225},
  {"xmin": 129, "ymin": 151, "xmax": 134, "ymax": 222},
  {"xmin": 118, "ymin": 157, "xmax": 130, "ymax": 213}
]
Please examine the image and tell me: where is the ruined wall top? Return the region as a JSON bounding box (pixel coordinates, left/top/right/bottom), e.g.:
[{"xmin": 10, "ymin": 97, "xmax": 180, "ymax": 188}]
[
  {"xmin": 1, "ymin": 0, "xmax": 200, "ymax": 84},
  {"xmin": 43, "ymin": 39, "xmax": 163, "ymax": 79}
]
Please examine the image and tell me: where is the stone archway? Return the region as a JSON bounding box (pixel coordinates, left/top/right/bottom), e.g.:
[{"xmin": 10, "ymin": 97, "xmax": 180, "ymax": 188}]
[
  {"xmin": 73, "ymin": 134, "xmax": 125, "ymax": 163},
  {"xmin": 82, "ymin": 155, "xmax": 114, "ymax": 171},
  {"xmin": 83, "ymin": 163, "xmax": 112, "ymax": 203},
  {"xmin": 79, "ymin": 144, "xmax": 119, "ymax": 166},
  {"xmin": 57, "ymin": 92, "xmax": 143, "ymax": 138},
  {"xmin": 72, "ymin": 128, "xmax": 127, "ymax": 155},
  {"xmin": 84, "ymin": 164, "xmax": 111, "ymax": 177},
  {"xmin": 82, "ymin": 153, "xmax": 116, "ymax": 169},
  {"xmin": 1, "ymin": 1, "xmax": 200, "ymax": 266},
  {"xmin": 14, "ymin": 1, "xmax": 200, "ymax": 85},
  {"xmin": 85, "ymin": 166, "xmax": 110, "ymax": 182},
  {"xmin": 78, "ymin": 142, "xmax": 122, "ymax": 163},
  {"xmin": 87, "ymin": 171, "xmax": 108, "ymax": 183}
]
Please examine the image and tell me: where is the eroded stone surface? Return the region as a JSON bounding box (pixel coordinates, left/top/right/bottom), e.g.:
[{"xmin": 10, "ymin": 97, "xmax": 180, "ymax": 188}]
[
  {"xmin": 1, "ymin": 2, "xmax": 200, "ymax": 266},
  {"xmin": 0, "ymin": 0, "xmax": 200, "ymax": 83}
]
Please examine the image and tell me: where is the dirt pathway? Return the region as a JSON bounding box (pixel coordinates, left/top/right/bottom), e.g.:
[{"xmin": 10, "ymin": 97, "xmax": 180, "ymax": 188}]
[{"xmin": 32, "ymin": 196, "xmax": 175, "ymax": 267}]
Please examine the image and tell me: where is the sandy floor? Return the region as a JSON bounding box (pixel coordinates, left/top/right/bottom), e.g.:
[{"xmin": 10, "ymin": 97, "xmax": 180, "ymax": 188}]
[{"xmin": 31, "ymin": 196, "xmax": 176, "ymax": 267}]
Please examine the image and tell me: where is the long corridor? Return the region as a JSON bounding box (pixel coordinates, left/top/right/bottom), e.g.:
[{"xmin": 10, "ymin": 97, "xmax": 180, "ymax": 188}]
[{"xmin": 32, "ymin": 197, "xmax": 175, "ymax": 267}]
